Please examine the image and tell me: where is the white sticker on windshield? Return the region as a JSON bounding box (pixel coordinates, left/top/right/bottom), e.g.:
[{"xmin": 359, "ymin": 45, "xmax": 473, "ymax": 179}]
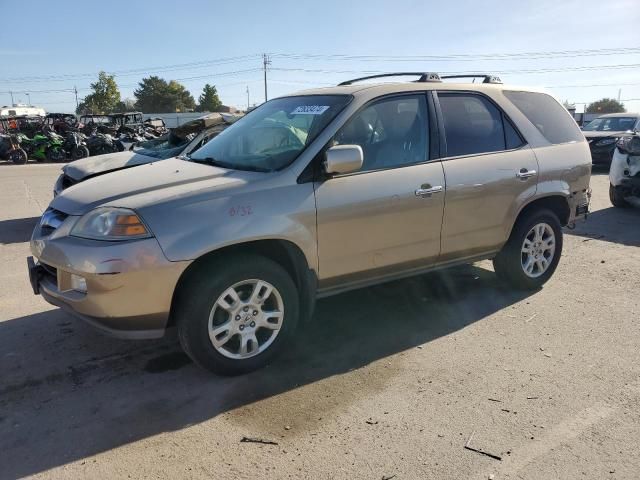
[{"xmin": 291, "ymin": 105, "xmax": 330, "ymax": 115}]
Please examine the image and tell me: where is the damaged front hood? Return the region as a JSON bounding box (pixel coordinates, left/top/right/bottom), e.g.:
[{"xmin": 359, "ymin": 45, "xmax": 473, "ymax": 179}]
[
  {"xmin": 51, "ymin": 157, "xmax": 255, "ymax": 215},
  {"xmin": 63, "ymin": 150, "xmax": 157, "ymax": 182}
]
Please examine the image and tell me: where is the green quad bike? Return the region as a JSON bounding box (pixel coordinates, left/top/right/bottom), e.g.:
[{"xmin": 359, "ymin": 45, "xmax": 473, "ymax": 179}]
[{"xmin": 18, "ymin": 131, "xmax": 67, "ymax": 162}]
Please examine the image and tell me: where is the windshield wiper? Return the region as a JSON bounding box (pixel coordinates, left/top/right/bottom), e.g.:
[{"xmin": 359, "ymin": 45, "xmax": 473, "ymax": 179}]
[
  {"xmin": 188, "ymin": 156, "xmax": 233, "ymax": 169},
  {"xmin": 187, "ymin": 156, "xmax": 270, "ymax": 173}
]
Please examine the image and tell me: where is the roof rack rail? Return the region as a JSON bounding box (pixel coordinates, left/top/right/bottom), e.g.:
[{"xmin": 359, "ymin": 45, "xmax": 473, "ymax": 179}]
[
  {"xmin": 338, "ymin": 72, "xmax": 442, "ymax": 86},
  {"xmin": 440, "ymin": 74, "xmax": 502, "ymax": 84}
]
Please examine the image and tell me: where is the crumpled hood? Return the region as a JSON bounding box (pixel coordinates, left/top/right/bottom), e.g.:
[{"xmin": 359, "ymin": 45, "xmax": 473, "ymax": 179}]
[
  {"xmin": 51, "ymin": 157, "xmax": 253, "ymax": 215},
  {"xmin": 62, "ymin": 150, "xmax": 156, "ymax": 182}
]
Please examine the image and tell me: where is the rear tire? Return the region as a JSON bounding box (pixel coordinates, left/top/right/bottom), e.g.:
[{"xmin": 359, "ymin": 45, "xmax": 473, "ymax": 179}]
[
  {"xmin": 493, "ymin": 209, "xmax": 563, "ymax": 290},
  {"xmin": 609, "ymin": 183, "xmax": 629, "ymax": 208},
  {"xmin": 175, "ymin": 254, "xmax": 299, "ymax": 376},
  {"xmin": 71, "ymin": 145, "xmax": 90, "ymax": 160},
  {"xmin": 46, "ymin": 147, "xmax": 67, "ymax": 162},
  {"xmin": 9, "ymin": 148, "xmax": 27, "ymax": 164}
]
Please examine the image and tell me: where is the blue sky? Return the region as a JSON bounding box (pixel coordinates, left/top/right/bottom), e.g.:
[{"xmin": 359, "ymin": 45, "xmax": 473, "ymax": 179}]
[{"xmin": 1, "ymin": 0, "xmax": 639, "ymax": 113}]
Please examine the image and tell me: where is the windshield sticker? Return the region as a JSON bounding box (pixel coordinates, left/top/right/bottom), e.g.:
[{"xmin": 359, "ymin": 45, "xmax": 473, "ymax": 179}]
[{"xmin": 291, "ymin": 105, "xmax": 330, "ymax": 115}]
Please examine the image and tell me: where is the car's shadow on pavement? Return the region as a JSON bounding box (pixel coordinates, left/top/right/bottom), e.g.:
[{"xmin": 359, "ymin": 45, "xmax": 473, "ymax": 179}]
[
  {"xmin": 566, "ymin": 206, "xmax": 640, "ymax": 247},
  {"xmin": 0, "ymin": 216, "xmax": 40, "ymax": 244},
  {"xmin": 0, "ymin": 264, "xmax": 531, "ymax": 479}
]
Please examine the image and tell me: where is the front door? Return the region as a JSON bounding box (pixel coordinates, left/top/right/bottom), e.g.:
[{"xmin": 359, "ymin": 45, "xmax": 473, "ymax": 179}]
[{"xmin": 314, "ymin": 94, "xmax": 445, "ymax": 288}]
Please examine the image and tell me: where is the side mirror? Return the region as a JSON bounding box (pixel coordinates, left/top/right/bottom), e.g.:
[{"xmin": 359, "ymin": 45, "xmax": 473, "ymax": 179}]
[{"xmin": 324, "ymin": 145, "xmax": 363, "ymax": 175}]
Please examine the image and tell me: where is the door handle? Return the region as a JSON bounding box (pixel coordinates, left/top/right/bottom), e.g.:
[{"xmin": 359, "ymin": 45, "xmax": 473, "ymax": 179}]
[
  {"xmin": 516, "ymin": 169, "xmax": 537, "ymax": 179},
  {"xmin": 415, "ymin": 185, "xmax": 444, "ymax": 197}
]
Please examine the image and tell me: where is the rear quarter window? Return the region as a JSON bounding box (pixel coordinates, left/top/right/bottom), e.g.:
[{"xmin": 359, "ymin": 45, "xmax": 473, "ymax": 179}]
[{"xmin": 504, "ymin": 91, "xmax": 584, "ymax": 145}]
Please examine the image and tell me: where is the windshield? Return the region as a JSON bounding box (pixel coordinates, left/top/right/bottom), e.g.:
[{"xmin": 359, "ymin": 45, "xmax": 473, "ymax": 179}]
[
  {"xmin": 189, "ymin": 95, "xmax": 351, "ymax": 171},
  {"xmin": 583, "ymin": 116, "xmax": 638, "ymax": 132},
  {"xmin": 132, "ymin": 133, "xmax": 192, "ymax": 160}
]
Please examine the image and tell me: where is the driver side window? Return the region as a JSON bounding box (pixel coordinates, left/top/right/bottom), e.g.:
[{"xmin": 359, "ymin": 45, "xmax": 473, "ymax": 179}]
[{"xmin": 334, "ymin": 95, "xmax": 429, "ymax": 172}]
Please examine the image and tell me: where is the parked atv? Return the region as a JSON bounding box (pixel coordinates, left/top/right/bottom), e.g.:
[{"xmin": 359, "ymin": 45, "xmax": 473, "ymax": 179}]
[
  {"xmin": 0, "ymin": 134, "xmax": 28, "ymax": 164},
  {"xmin": 63, "ymin": 131, "xmax": 90, "ymax": 160},
  {"xmin": 86, "ymin": 132, "xmax": 118, "ymax": 156},
  {"xmin": 18, "ymin": 131, "xmax": 67, "ymax": 162}
]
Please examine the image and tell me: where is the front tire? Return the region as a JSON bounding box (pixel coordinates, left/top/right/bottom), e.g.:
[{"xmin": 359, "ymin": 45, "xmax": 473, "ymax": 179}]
[
  {"xmin": 609, "ymin": 183, "xmax": 629, "ymax": 208},
  {"xmin": 175, "ymin": 255, "xmax": 299, "ymax": 375},
  {"xmin": 493, "ymin": 209, "xmax": 563, "ymax": 290},
  {"xmin": 9, "ymin": 148, "xmax": 27, "ymax": 164}
]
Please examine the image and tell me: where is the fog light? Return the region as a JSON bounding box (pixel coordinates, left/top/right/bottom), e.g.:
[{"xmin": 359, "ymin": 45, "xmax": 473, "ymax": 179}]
[{"xmin": 70, "ymin": 274, "xmax": 87, "ymax": 293}]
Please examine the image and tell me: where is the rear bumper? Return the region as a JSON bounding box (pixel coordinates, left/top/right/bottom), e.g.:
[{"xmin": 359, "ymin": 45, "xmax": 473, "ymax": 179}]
[
  {"xmin": 568, "ymin": 188, "xmax": 591, "ymax": 224},
  {"xmin": 29, "ymin": 232, "xmax": 190, "ymax": 339}
]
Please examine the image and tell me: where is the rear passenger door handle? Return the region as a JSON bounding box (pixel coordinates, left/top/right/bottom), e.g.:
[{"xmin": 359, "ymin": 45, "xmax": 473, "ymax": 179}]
[
  {"xmin": 516, "ymin": 169, "xmax": 537, "ymax": 180},
  {"xmin": 415, "ymin": 185, "xmax": 444, "ymax": 197}
]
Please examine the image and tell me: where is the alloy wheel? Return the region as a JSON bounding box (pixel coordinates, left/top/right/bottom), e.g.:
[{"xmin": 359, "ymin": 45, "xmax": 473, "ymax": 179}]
[
  {"xmin": 521, "ymin": 222, "xmax": 556, "ymax": 278},
  {"xmin": 208, "ymin": 279, "xmax": 284, "ymax": 359}
]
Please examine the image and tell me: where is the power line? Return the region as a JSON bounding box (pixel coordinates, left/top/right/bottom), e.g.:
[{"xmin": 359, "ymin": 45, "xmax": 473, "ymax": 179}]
[
  {"xmin": 0, "ymin": 69, "xmax": 263, "ymax": 95},
  {"xmin": 0, "ymin": 54, "xmax": 261, "ymax": 83},
  {"xmin": 3, "ymin": 46, "xmax": 638, "ymax": 84},
  {"xmin": 270, "ymin": 47, "xmax": 640, "ymax": 62},
  {"xmin": 271, "ymin": 63, "xmax": 640, "ymax": 76},
  {"xmin": 544, "ymin": 82, "xmax": 640, "ymax": 88}
]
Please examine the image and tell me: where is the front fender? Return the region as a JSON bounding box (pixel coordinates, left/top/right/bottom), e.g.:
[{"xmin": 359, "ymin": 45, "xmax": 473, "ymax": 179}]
[{"xmin": 140, "ymin": 182, "xmax": 318, "ymax": 272}]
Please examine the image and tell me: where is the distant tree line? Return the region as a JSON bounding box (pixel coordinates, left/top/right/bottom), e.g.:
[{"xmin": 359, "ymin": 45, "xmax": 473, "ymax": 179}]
[{"xmin": 76, "ymin": 71, "xmax": 222, "ymax": 114}]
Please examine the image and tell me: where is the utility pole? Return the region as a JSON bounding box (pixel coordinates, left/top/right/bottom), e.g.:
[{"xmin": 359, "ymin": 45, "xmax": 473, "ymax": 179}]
[
  {"xmin": 9, "ymin": 91, "xmax": 14, "ymax": 105},
  {"xmin": 618, "ymin": 88, "xmax": 621, "ymax": 102},
  {"xmin": 246, "ymin": 85, "xmax": 250, "ymax": 111},
  {"xmin": 25, "ymin": 93, "xmax": 30, "ymax": 106},
  {"xmin": 74, "ymin": 86, "xmax": 79, "ymax": 110},
  {"xmin": 262, "ymin": 53, "xmax": 271, "ymax": 102}
]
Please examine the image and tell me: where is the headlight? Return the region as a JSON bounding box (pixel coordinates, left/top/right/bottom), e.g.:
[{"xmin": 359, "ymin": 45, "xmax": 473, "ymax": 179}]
[
  {"xmin": 70, "ymin": 207, "xmax": 152, "ymax": 241},
  {"xmin": 617, "ymin": 135, "xmax": 640, "ymax": 155},
  {"xmin": 595, "ymin": 137, "xmax": 617, "ymax": 146}
]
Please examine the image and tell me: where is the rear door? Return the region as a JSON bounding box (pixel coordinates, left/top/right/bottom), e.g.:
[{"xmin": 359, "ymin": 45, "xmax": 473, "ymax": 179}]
[
  {"xmin": 314, "ymin": 93, "xmax": 446, "ymax": 288},
  {"xmin": 436, "ymin": 91, "xmax": 538, "ymax": 260}
]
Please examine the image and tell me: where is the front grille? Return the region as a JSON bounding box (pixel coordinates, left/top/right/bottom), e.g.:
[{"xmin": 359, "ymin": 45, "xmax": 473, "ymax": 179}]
[{"xmin": 40, "ymin": 208, "xmax": 68, "ymax": 236}]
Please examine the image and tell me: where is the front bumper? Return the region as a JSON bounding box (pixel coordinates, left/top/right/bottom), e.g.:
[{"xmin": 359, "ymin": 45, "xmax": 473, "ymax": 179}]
[{"xmin": 29, "ymin": 226, "xmax": 189, "ymax": 339}]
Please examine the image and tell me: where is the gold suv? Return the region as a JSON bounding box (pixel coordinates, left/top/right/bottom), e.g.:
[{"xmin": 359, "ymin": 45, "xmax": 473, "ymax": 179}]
[{"xmin": 28, "ymin": 73, "xmax": 591, "ymax": 375}]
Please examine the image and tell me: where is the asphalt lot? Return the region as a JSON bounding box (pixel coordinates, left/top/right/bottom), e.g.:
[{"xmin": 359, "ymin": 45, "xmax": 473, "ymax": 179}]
[{"xmin": 0, "ymin": 163, "xmax": 639, "ymax": 480}]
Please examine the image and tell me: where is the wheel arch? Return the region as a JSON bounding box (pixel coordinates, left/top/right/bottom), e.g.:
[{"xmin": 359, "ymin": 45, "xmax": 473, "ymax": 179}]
[
  {"xmin": 168, "ymin": 239, "xmax": 317, "ymax": 328},
  {"xmin": 509, "ymin": 194, "xmax": 571, "ymax": 238}
]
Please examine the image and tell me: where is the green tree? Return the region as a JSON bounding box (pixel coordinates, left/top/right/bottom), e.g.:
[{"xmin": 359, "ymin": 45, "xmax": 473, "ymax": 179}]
[
  {"xmin": 197, "ymin": 84, "xmax": 222, "ymax": 112},
  {"xmin": 133, "ymin": 76, "xmax": 196, "ymax": 113},
  {"xmin": 586, "ymin": 98, "xmax": 625, "ymax": 114},
  {"xmin": 76, "ymin": 71, "xmax": 121, "ymax": 114}
]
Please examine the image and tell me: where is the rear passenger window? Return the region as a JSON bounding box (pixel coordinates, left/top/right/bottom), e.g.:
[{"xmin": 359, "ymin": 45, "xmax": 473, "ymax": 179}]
[
  {"xmin": 438, "ymin": 93, "xmax": 507, "ymax": 157},
  {"xmin": 504, "ymin": 116, "xmax": 524, "ymax": 150},
  {"xmin": 504, "ymin": 91, "xmax": 584, "ymax": 145}
]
